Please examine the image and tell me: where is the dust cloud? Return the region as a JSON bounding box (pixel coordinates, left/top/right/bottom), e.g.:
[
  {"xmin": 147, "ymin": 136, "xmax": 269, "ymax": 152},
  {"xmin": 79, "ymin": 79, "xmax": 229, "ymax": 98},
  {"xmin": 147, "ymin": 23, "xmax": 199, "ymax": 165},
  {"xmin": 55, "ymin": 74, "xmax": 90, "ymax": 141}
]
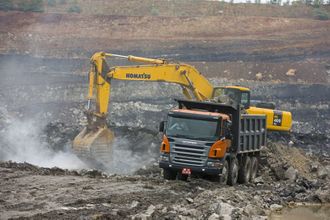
[
  {"xmin": 0, "ymin": 118, "xmax": 87, "ymax": 170},
  {"xmin": 108, "ymin": 136, "xmax": 158, "ymax": 174}
]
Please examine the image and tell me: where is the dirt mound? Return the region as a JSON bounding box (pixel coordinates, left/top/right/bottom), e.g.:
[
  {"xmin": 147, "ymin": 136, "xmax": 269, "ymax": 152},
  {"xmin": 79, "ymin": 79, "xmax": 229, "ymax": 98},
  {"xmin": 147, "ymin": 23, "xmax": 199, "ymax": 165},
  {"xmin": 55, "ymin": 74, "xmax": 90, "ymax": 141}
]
[{"xmin": 265, "ymin": 143, "xmax": 315, "ymax": 180}]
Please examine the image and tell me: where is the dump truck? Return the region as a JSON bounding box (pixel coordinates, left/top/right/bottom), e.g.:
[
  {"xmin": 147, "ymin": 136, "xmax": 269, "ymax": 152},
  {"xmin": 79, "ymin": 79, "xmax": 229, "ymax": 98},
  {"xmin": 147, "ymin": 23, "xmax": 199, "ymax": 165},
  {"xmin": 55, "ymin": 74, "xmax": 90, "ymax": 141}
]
[
  {"xmin": 159, "ymin": 99, "xmax": 266, "ymax": 185},
  {"xmin": 73, "ymin": 52, "xmax": 289, "ymax": 166}
]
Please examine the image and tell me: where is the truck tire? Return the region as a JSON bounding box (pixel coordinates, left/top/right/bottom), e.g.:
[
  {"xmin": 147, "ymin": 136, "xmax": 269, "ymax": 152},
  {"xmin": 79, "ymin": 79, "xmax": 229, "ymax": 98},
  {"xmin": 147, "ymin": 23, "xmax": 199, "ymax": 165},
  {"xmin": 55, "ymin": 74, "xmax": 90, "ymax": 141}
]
[
  {"xmin": 238, "ymin": 156, "xmax": 251, "ymax": 184},
  {"xmin": 163, "ymin": 169, "xmax": 177, "ymax": 180},
  {"xmin": 227, "ymin": 158, "xmax": 238, "ymax": 186},
  {"xmin": 177, "ymin": 173, "xmax": 188, "ymax": 181},
  {"xmin": 220, "ymin": 160, "xmax": 229, "ymax": 185},
  {"xmin": 250, "ymin": 156, "xmax": 259, "ymax": 182}
]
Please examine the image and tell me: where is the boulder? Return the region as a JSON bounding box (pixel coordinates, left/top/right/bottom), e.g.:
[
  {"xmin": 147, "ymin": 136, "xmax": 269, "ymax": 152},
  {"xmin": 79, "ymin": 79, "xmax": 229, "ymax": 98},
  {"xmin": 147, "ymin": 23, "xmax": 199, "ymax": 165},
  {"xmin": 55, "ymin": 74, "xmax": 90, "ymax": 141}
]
[
  {"xmin": 208, "ymin": 213, "xmax": 220, "ymax": 220},
  {"xmin": 255, "ymin": 73, "xmax": 263, "ymax": 80},
  {"xmin": 286, "ymin": 69, "xmax": 296, "ymax": 76},
  {"xmin": 269, "ymin": 204, "xmax": 283, "ymax": 212},
  {"xmin": 315, "ymin": 188, "xmax": 330, "ymax": 203},
  {"xmin": 186, "ymin": 197, "xmax": 194, "ymax": 204},
  {"xmin": 310, "ymin": 163, "xmax": 318, "ymax": 172},
  {"xmin": 284, "ymin": 167, "xmax": 298, "ymax": 182},
  {"xmin": 317, "ymin": 166, "xmax": 328, "ymax": 179}
]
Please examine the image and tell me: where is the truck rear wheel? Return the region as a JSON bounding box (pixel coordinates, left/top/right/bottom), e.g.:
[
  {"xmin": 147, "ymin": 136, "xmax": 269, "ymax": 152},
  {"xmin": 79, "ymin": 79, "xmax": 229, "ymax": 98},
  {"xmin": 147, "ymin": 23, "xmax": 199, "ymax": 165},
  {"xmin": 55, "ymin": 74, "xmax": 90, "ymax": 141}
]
[
  {"xmin": 250, "ymin": 156, "xmax": 259, "ymax": 182},
  {"xmin": 227, "ymin": 158, "xmax": 238, "ymax": 186},
  {"xmin": 238, "ymin": 156, "xmax": 251, "ymax": 184},
  {"xmin": 163, "ymin": 169, "xmax": 177, "ymax": 180}
]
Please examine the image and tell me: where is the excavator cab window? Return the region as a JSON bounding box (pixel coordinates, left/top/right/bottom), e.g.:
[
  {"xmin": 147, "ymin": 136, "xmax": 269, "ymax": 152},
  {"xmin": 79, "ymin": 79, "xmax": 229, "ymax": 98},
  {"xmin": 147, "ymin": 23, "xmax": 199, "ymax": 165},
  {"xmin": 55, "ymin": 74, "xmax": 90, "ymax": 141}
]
[
  {"xmin": 240, "ymin": 92, "xmax": 250, "ymax": 109},
  {"xmin": 212, "ymin": 87, "xmax": 250, "ymax": 109}
]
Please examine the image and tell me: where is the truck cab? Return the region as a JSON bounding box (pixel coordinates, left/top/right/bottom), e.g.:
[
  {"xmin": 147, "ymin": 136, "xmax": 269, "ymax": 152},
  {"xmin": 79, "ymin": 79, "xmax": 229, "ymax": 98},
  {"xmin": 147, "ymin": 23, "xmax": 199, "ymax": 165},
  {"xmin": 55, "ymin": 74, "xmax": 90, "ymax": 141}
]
[
  {"xmin": 160, "ymin": 100, "xmax": 235, "ymax": 179},
  {"xmin": 159, "ymin": 108, "xmax": 232, "ymax": 180}
]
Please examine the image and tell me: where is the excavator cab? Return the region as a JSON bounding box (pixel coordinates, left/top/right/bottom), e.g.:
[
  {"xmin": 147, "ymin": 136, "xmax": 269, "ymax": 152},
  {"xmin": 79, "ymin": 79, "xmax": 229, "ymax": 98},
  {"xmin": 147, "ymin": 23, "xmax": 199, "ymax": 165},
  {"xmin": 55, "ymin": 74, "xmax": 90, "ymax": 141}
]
[
  {"xmin": 212, "ymin": 86, "xmax": 292, "ymax": 132},
  {"xmin": 212, "ymin": 86, "xmax": 251, "ymax": 109}
]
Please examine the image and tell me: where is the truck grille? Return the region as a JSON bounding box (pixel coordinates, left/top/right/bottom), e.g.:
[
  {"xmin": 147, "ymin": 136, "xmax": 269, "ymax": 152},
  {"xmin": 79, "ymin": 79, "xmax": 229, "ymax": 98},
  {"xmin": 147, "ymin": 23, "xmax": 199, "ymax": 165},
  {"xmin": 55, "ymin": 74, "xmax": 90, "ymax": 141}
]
[{"xmin": 171, "ymin": 144, "xmax": 207, "ymax": 167}]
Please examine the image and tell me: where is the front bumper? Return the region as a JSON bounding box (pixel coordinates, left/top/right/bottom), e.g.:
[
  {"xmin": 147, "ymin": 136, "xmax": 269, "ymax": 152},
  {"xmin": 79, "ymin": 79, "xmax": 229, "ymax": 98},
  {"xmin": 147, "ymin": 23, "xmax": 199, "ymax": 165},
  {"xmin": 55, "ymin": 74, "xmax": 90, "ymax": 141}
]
[{"xmin": 159, "ymin": 161, "xmax": 224, "ymax": 175}]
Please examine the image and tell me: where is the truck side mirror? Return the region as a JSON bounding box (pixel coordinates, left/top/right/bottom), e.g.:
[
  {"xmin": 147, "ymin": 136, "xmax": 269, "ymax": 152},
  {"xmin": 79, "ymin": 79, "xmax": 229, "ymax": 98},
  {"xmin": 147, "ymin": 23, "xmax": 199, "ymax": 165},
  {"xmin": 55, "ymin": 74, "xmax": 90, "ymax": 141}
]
[{"xmin": 159, "ymin": 121, "xmax": 166, "ymax": 133}]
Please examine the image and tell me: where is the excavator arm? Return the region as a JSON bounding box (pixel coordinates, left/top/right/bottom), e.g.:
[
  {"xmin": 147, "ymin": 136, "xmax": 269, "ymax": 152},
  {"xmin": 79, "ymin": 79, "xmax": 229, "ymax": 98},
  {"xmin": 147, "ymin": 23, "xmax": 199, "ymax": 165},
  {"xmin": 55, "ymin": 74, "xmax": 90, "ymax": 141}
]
[{"xmin": 86, "ymin": 52, "xmax": 213, "ymax": 121}]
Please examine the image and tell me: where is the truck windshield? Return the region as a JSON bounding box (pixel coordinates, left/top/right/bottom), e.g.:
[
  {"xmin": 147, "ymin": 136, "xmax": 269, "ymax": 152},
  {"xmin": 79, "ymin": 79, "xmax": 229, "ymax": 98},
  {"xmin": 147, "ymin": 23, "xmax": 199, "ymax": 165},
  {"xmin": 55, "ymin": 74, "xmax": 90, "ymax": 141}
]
[{"xmin": 166, "ymin": 116, "xmax": 219, "ymax": 141}]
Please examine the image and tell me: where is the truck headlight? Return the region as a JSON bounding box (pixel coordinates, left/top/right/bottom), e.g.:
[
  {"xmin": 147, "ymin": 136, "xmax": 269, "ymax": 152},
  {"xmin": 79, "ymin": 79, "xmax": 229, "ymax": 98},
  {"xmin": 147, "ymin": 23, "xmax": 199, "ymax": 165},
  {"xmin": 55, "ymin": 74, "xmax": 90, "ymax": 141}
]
[
  {"xmin": 207, "ymin": 161, "xmax": 214, "ymax": 167},
  {"xmin": 160, "ymin": 155, "xmax": 169, "ymax": 162},
  {"xmin": 207, "ymin": 161, "xmax": 222, "ymax": 168}
]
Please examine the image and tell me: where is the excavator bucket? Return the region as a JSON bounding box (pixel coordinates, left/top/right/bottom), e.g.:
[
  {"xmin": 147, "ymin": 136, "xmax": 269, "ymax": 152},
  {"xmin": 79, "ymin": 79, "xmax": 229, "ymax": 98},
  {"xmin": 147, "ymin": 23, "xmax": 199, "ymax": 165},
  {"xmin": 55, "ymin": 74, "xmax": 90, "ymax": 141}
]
[{"xmin": 72, "ymin": 126, "xmax": 114, "ymax": 169}]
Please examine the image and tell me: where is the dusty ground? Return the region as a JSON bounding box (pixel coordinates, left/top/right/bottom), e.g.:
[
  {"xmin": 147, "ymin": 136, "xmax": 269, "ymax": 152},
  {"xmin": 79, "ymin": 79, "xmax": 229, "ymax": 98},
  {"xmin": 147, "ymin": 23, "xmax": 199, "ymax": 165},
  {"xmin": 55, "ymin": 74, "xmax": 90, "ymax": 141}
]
[
  {"xmin": 0, "ymin": 142, "xmax": 329, "ymax": 220},
  {"xmin": 0, "ymin": 1, "xmax": 330, "ymax": 219}
]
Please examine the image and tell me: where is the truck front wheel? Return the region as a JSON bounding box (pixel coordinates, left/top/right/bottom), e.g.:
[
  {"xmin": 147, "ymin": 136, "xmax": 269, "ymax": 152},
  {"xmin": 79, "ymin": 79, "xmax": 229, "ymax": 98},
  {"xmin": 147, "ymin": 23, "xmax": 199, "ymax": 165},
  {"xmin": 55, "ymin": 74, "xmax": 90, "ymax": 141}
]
[
  {"xmin": 163, "ymin": 168, "xmax": 177, "ymax": 180},
  {"xmin": 220, "ymin": 160, "xmax": 229, "ymax": 185},
  {"xmin": 227, "ymin": 158, "xmax": 238, "ymax": 186}
]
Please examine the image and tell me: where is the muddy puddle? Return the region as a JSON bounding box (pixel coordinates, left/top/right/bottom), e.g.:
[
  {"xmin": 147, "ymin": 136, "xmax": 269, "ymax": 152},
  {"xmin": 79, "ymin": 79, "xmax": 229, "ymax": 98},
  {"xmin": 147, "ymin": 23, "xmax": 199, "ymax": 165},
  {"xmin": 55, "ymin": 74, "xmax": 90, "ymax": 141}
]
[{"xmin": 270, "ymin": 205, "xmax": 330, "ymax": 220}]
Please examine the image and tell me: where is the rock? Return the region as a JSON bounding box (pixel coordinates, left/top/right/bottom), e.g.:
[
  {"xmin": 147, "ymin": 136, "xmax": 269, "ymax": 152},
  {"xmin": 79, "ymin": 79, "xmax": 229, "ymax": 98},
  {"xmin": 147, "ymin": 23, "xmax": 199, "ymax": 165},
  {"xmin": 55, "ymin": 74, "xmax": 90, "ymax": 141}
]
[
  {"xmin": 286, "ymin": 69, "xmax": 296, "ymax": 76},
  {"xmin": 131, "ymin": 213, "xmax": 150, "ymax": 220},
  {"xmin": 161, "ymin": 207, "xmax": 167, "ymax": 214},
  {"xmin": 244, "ymin": 204, "xmax": 257, "ymax": 216},
  {"xmin": 252, "ymin": 216, "xmax": 267, "ymax": 220},
  {"xmin": 146, "ymin": 205, "xmax": 155, "ymax": 215},
  {"xmin": 272, "ymin": 165, "xmax": 286, "ymax": 180},
  {"xmin": 284, "ymin": 167, "xmax": 298, "ymax": 182},
  {"xmin": 255, "ymin": 73, "xmax": 263, "ymax": 80},
  {"xmin": 310, "ymin": 163, "xmax": 318, "ymax": 172},
  {"xmin": 317, "ymin": 166, "xmax": 328, "ymax": 179},
  {"xmin": 208, "ymin": 213, "xmax": 220, "ymax": 220},
  {"xmin": 326, "ymin": 165, "xmax": 330, "ymax": 176},
  {"xmin": 315, "ymin": 188, "xmax": 330, "ymax": 203},
  {"xmin": 131, "ymin": 205, "xmax": 155, "ymax": 220},
  {"xmin": 178, "ymin": 215, "xmax": 190, "ymax": 220},
  {"xmin": 130, "ymin": 200, "xmax": 139, "ymax": 208},
  {"xmin": 186, "ymin": 197, "xmax": 194, "ymax": 204},
  {"xmin": 219, "ymin": 202, "xmax": 234, "ymax": 219},
  {"xmin": 253, "ymin": 176, "xmax": 264, "ymax": 184},
  {"xmin": 269, "ymin": 204, "xmax": 283, "ymax": 212}
]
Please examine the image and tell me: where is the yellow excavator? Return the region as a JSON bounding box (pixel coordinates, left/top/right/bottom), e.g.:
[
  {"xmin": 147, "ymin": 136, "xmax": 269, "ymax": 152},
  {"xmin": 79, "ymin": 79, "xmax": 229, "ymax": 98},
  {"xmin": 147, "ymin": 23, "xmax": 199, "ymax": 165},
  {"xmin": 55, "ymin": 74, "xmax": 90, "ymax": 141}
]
[{"xmin": 72, "ymin": 52, "xmax": 292, "ymax": 164}]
